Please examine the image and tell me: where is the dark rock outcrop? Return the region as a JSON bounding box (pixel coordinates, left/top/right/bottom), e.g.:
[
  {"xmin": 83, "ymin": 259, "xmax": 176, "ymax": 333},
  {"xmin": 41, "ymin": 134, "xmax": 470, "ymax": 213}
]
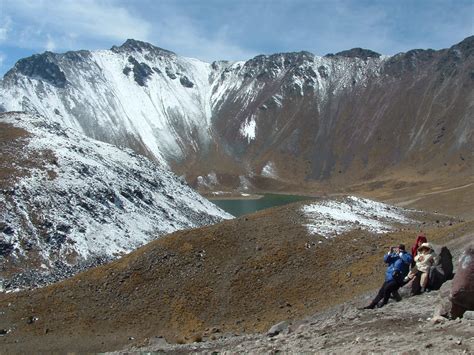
[
  {"xmin": 127, "ymin": 56, "xmax": 154, "ymax": 86},
  {"xmin": 5, "ymin": 53, "xmax": 67, "ymax": 88},
  {"xmin": 179, "ymin": 75, "xmax": 194, "ymax": 88},
  {"xmin": 334, "ymin": 47, "xmax": 381, "ymax": 59},
  {"xmin": 166, "ymin": 67, "xmax": 177, "ymax": 80},
  {"xmin": 0, "ymin": 241, "xmax": 14, "ymax": 256},
  {"xmin": 111, "ymin": 39, "xmax": 175, "ymax": 57}
]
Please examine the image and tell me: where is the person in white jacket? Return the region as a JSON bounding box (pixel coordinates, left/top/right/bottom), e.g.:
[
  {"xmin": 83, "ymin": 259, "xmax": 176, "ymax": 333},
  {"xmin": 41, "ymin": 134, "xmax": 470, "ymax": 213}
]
[{"xmin": 405, "ymin": 242, "xmax": 438, "ymax": 292}]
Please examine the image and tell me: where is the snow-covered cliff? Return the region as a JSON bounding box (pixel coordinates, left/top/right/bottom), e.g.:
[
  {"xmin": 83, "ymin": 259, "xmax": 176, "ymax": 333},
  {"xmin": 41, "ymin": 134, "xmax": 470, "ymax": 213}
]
[
  {"xmin": 0, "ymin": 111, "xmax": 231, "ymax": 278},
  {"xmin": 0, "ymin": 39, "xmax": 387, "ymax": 165}
]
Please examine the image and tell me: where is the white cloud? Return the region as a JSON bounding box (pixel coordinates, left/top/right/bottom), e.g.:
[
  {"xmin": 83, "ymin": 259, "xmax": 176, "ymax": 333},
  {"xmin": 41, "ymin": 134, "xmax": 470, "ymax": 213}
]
[
  {"xmin": 45, "ymin": 36, "xmax": 56, "ymax": 51},
  {"xmin": 1, "ymin": 0, "xmax": 471, "ymax": 66},
  {"xmin": 3, "ymin": 0, "xmax": 151, "ymax": 50},
  {"xmin": 149, "ymin": 14, "xmax": 256, "ymax": 62},
  {"xmin": 0, "ymin": 17, "xmax": 12, "ymax": 42},
  {"xmin": 0, "ymin": 0, "xmax": 258, "ymax": 65}
]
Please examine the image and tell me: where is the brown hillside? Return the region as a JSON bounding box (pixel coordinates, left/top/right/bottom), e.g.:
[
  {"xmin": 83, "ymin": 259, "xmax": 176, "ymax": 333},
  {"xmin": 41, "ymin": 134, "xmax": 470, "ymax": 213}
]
[
  {"xmin": 183, "ymin": 37, "xmax": 474, "ymax": 193},
  {"xmin": 0, "ymin": 200, "xmax": 469, "ymax": 353}
]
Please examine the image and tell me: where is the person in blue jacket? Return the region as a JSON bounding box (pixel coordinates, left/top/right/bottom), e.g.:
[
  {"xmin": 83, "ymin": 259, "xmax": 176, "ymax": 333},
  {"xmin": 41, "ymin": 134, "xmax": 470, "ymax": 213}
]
[{"xmin": 363, "ymin": 244, "xmax": 413, "ymax": 309}]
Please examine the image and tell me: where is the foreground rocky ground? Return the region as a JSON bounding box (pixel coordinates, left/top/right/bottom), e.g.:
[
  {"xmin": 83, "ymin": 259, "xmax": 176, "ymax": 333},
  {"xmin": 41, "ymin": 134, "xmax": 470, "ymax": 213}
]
[
  {"xmin": 5, "ymin": 283, "xmax": 472, "ymax": 355},
  {"xmin": 117, "ymin": 234, "xmax": 474, "ymax": 354},
  {"xmin": 123, "ymin": 286, "xmax": 473, "ymax": 354}
]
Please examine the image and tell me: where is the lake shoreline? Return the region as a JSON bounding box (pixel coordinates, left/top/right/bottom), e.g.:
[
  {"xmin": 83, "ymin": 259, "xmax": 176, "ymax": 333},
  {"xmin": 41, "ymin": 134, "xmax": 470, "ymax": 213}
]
[
  {"xmin": 204, "ymin": 193, "xmax": 264, "ymax": 201},
  {"xmin": 204, "ymin": 192, "xmax": 316, "ymax": 217}
]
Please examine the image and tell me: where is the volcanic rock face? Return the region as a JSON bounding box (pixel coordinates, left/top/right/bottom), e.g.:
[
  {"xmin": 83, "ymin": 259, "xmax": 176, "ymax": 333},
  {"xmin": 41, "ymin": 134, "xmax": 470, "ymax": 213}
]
[
  {"xmin": 0, "ymin": 112, "xmax": 231, "ymax": 280},
  {"xmin": 12, "ymin": 52, "xmax": 68, "ymax": 88},
  {"xmin": 0, "ymin": 37, "xmax": 473, "ymax": 190}
]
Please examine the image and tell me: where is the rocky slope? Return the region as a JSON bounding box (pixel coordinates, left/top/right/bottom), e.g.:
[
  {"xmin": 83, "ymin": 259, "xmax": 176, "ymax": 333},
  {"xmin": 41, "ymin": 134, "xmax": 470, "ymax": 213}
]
[
  {"xmin": 0, "ymin": 112, "xmax": 231, "ymax": 286},
  {"xmin": 126, "ymin": 233, "xmax": 474, "ymax": 354},
  {"xmin": 132, "ymin": 282, "xmax": 473, "ymax": 354},
  {"xmin": 0, "ymin": 196, "xmax": 468, "ymax": 353},
  {"xmin": 1, "ymin": 37, "xmax": 472, "ymax": 192}
]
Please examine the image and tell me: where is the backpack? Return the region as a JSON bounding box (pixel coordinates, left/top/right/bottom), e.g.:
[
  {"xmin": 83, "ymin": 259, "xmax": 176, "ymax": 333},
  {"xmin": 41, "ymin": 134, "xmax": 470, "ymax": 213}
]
[{"xmin": 429, "ymin": 246, "xmax": 454, "ymax": 290}]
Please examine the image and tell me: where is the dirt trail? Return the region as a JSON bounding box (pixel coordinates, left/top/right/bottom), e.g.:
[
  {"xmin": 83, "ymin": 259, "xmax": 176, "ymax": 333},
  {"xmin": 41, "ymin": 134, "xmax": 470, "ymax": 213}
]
[{"xmin": 395, "ymin": 182, "xmax": 474, "ymax": 207}]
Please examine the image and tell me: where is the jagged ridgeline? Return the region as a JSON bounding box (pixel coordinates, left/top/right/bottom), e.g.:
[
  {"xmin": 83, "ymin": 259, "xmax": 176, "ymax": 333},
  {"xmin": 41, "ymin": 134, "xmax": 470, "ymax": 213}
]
[{"xmin": 1, "ymin": 37, "xmax": 472, "ymax": 191}]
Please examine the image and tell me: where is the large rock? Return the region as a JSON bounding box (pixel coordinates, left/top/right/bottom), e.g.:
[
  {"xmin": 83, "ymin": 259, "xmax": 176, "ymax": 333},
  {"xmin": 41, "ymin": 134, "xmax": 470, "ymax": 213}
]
[
  {"xmin": 267, "ymin": 321, "xmax": 290, "ymax": 337},
  {"xmin": 432, "ymin": 279, "xmax": 453, "ymax": 320},
  {"xmin": 450, "ymin": 247, "xmax": 474, "ymax": 311}
]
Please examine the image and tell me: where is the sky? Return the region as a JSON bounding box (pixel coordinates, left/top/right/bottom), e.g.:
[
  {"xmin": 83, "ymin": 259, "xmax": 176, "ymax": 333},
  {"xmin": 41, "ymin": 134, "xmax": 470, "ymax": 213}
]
[{"xmin": 0, "ymin": 0, "xmax": 472, "ymax": 75}]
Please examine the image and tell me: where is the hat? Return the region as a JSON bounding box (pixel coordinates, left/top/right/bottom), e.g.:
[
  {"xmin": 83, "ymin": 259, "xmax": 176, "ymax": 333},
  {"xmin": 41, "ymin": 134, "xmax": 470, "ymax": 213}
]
[{"xmin": 418, "ymin": 242, "xmax": 433, "ymax": 252}]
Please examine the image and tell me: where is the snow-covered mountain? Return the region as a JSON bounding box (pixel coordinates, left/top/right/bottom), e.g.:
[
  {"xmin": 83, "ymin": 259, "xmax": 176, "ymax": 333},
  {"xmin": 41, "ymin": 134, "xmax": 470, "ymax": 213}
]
[
  {"xmin": 0, "ymin": 39, "xmax": 386, "ymax": 167},
  {"xmin": 1, "ymin": 37, "xmax": 472, "ymax": 191},
  {"xmin": 0, "ymin": 111, "xmax": 231, "ymax": 282}
]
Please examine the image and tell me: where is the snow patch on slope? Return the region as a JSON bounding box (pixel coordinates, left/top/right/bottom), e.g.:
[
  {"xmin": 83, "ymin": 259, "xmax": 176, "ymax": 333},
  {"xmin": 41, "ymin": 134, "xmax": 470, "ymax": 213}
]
[
  {"xmin": 240, "ymin": 114, "xmax": 257, "ymax": 143},
  {"xmin": 302, "ymin": 196, "xmax": 413, "ymax": 238},
  {"xmin": 261, "ymin": 161, "xmax": 278, "ymax": 178},
  {"xmin": 0, "ymin": 112, "xmax": 231, "ymax": 269},
  {"xmin": 238, "ymin": 176, "xmax": 253, "ymax": 191},
  {"xmin": 196, "ymin": 172, "xmax": 219, "ymax": 188}
]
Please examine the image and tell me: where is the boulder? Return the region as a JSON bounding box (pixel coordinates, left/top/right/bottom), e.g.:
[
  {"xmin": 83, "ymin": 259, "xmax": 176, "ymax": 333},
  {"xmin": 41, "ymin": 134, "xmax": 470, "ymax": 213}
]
[
  {"xmin": 267, "ymin": 321, "xmax": 289, "ymax": 337},
  {"xmin": 450, "ymin": 246, "xmax": 474, "ymax": 315},
  {"xmin": 433, "ymin": 280, "xmax": 452, "ymax": 319}
]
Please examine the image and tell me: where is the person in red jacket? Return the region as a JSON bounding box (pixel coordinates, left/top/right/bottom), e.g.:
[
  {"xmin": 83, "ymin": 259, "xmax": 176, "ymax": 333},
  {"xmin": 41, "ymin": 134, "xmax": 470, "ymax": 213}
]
[{"xmin": 411, "ymin": 234, "xmax": 427, "ymax": 258}]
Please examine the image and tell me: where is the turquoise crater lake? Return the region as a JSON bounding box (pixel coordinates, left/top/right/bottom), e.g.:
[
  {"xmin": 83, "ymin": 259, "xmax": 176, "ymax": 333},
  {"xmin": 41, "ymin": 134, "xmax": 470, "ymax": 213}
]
[{"xmin": 209, "ymin": 193, "xmax": 314, "ymax": 217}]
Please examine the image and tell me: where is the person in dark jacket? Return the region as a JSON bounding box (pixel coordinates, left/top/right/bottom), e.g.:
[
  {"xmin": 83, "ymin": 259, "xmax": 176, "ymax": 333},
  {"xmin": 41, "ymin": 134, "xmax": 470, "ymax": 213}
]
[{"xmin": 363, "ymin": 244, "xmax": 413, "ymax": 309}]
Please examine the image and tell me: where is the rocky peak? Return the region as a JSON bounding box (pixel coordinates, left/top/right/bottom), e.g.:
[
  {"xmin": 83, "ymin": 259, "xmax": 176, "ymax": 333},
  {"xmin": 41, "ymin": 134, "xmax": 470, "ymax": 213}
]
[
  {"xmin": 450, "ymin": 35, "xmax": 474, "ymax": 58},
  {"xmin": 332, "ymin": 48, "xmax": 381, "ymax": 60},
  {"xmin": 383, "ymin": 48, "xmax": 437, "ymax": 76},
  {"xmin": 4, "ymin": 52, "xmax": 67, "ymax": 88},
  {"xmin": 62, "ymin": 50, "xmax": 92, "ymax": 62},
  {"xmin": 240, "ymin": 51, "xmax": 315, "ymax": 80},
  {"xmin": 111, "ymin": 39, "xmax": 176, "ymax": 57},
  {"xmin": 246, "ymin": 51, "xmax": 314, "ymax": 69},
  {"xmin": 211, "ymin": 60, "xmax": 232, "ymax": 71}
]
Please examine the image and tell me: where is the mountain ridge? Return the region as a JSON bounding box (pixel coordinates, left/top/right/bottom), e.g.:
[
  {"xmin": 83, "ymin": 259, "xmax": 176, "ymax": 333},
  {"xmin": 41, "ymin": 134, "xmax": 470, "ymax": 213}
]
[
  {"xmin": 0, "ymin": 36, "xmax": 472, "ymax": 192},
  {"xmin": 5, "ymin": 36, "xmax": 472, "ymax": 81}
]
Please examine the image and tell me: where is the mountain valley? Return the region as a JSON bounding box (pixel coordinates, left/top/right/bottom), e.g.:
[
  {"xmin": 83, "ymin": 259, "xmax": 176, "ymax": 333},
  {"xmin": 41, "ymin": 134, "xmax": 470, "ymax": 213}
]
[{"xmin": 0, "ymin": 35, "xmax": 473, "ymax": 353}]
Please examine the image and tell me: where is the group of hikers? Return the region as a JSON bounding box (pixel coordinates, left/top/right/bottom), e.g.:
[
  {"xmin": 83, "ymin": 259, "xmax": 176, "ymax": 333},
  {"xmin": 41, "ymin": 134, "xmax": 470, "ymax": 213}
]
[{"xmin": 363, "ymin": 233, "xmax": 474, "ymax": 319}]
